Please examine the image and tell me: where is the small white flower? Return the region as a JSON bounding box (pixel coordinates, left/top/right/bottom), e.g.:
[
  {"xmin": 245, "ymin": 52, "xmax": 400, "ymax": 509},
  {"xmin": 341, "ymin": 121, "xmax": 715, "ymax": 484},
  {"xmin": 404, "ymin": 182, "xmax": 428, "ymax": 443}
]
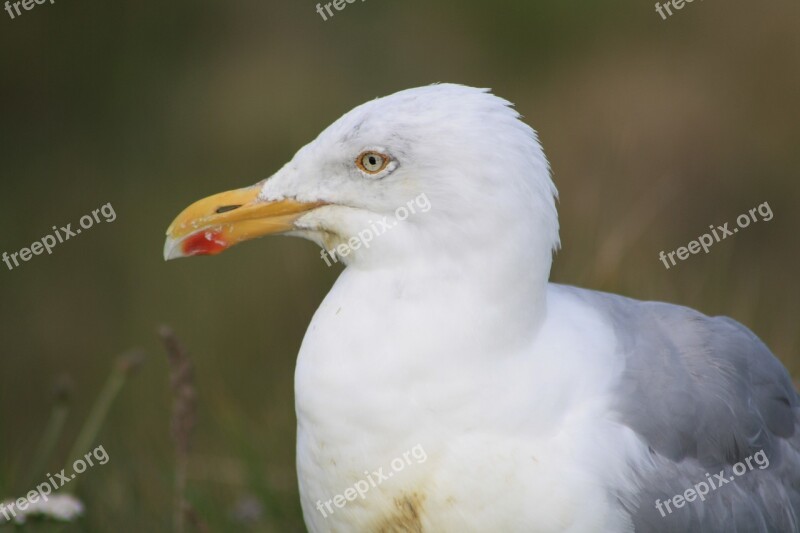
[{"xmin": 0, "ymin": 494, "xmax": 84, "ymax": 524}]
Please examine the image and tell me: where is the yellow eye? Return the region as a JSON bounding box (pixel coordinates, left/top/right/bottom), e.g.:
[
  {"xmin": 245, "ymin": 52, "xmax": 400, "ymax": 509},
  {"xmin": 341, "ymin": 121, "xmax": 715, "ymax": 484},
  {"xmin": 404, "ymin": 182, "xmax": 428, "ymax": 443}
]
[{"xmin": 357, "ymin": 151, "xmax": 390, "ymax": 174}]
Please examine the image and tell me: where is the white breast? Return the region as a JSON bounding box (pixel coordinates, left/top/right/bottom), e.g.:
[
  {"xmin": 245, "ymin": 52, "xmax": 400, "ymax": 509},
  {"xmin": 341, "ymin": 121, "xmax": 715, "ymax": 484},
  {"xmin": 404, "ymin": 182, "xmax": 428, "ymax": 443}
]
[{"xmin": 294, "ymin": 275, "xmax": 647, "ymax": 532}]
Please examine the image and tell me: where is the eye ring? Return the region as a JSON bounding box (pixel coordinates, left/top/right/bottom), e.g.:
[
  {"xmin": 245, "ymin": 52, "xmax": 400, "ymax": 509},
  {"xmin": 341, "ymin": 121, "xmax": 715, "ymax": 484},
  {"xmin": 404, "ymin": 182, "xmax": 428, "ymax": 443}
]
[{"xmin": 356, "ymin": 151, "xmax": 391, "ymax": 175}]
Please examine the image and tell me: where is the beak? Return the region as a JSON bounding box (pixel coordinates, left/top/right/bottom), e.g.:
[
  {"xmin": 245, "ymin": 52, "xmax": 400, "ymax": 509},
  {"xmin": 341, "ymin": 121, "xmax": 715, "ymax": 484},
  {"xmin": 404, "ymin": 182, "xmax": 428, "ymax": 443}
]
[{"xmin": 163, "ymin": 184, "xmax": 325, "ymax": 260}]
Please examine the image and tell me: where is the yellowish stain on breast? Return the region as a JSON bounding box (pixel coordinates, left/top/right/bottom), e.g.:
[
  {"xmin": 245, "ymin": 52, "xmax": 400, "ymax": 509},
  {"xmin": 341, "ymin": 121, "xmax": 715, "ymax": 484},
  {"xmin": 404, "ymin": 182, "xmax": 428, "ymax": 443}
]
[{"xmin": 373, "ymin": 493, "xmax": 426, "ymax": 533}]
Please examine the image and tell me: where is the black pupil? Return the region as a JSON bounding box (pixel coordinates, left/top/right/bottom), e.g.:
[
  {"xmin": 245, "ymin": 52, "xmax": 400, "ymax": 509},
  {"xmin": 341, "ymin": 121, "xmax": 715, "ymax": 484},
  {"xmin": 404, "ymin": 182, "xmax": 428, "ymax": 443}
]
[{"xmin": 369, "ymin": 156, "xmax": 377, "ymax": 165}]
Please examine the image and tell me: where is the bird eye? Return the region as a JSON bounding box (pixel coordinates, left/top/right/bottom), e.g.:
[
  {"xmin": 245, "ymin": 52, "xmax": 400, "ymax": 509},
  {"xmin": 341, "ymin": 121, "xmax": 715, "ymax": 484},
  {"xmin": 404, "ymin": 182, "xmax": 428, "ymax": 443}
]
[{"xmin": 356, "ymin": 151, "xmax": 390, "ymax": 175}]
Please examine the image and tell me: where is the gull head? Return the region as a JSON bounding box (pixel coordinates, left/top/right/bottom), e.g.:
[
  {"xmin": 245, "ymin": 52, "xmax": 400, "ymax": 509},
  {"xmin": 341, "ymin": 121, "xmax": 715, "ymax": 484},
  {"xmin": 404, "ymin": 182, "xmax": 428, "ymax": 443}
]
[{"xmin": 164, "ymin": 84, "xmax": 559, "ymax": 270}]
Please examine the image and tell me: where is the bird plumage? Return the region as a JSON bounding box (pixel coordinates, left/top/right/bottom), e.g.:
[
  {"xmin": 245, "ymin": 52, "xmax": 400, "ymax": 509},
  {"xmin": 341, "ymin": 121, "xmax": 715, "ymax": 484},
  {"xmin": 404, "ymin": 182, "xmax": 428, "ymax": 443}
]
[{"xmin": 165, "ymin": 84, "xmax": 800, "ymax": 532}]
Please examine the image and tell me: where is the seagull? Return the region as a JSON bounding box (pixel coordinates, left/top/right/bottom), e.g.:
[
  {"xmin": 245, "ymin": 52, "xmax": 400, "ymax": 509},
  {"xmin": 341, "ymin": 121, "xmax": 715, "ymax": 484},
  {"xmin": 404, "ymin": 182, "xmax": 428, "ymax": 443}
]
[{"xmin": 164, "ymin": 84, "xmax": 800, "ymax": 532}]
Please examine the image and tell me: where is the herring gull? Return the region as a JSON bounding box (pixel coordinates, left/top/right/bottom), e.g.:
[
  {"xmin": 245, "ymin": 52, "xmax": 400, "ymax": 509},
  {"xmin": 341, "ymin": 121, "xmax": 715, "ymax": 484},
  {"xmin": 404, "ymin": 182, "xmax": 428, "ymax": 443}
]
[{"xmin": 164, "ymin": 84, "xmax": 800, "ymax": 532}]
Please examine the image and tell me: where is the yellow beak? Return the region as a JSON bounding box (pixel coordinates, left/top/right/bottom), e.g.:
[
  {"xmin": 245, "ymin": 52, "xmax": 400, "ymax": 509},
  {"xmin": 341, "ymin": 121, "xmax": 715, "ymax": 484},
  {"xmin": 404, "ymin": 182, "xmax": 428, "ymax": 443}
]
[{"xmin": 163, "ymin": 184, "xmax": 325, "ymax": 260}]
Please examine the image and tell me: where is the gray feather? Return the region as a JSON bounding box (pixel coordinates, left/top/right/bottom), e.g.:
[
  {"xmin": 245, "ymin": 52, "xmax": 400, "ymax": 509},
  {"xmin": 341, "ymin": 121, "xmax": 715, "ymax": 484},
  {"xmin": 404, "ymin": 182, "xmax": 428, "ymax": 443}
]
[{"xmin": 557, "ymin": 284, "xmax": 800, "ymax": 532}]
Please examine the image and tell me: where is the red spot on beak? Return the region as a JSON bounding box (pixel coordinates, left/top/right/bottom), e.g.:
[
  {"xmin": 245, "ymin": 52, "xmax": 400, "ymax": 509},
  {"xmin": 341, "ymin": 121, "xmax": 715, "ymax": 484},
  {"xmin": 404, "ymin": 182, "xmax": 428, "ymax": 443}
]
[{"xmin": 182, "ymin": 230, "xmax": 228, "ymax": 256}]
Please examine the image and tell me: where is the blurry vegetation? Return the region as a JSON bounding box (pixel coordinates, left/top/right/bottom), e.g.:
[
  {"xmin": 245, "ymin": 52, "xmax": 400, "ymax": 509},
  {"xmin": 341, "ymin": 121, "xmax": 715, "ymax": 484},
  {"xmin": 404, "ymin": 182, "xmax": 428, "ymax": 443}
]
[
  {"xmin": 0, "ymin": 0, "xmax": 798, "ymax": 530},
  {"xmin": 1, "ymin": 352, "xmax": 142, "ymax": 528}
]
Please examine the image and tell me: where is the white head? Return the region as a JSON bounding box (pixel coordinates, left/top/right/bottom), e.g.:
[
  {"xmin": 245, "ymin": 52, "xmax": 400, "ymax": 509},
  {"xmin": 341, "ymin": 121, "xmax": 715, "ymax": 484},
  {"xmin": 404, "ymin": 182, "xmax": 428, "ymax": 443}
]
[{"xmin": 165, "ymin": 84, "xmax": 559, "ymax": 282}]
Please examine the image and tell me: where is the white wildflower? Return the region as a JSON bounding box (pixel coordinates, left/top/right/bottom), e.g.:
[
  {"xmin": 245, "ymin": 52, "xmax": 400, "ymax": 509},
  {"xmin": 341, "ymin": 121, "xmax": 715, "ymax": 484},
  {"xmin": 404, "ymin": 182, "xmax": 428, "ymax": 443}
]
[{"xmin": 0, "ymin": 494, "xmax": 84, "ymax": 524}]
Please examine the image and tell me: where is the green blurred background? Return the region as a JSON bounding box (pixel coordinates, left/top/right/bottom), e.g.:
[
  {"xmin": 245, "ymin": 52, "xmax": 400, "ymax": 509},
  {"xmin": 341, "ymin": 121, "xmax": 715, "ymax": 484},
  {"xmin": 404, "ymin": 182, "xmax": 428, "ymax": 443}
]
[{"xmin": 1, "ymin": 0, "xmax": 798, "ymax": 530}]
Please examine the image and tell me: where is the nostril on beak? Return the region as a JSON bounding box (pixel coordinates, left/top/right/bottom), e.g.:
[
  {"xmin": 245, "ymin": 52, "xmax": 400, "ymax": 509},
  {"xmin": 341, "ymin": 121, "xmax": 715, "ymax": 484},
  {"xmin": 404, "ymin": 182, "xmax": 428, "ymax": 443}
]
[{"xmin": 215, "ymin": 205, "xmax": 242, "ymax": 214}]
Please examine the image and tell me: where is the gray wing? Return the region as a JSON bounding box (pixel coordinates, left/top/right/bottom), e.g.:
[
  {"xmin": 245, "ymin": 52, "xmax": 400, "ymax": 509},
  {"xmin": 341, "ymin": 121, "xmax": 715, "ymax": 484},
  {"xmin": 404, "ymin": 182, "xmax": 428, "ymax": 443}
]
[{"xmin": 558, "ymin": 285, "xmax": 800, "ymax": 533}]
